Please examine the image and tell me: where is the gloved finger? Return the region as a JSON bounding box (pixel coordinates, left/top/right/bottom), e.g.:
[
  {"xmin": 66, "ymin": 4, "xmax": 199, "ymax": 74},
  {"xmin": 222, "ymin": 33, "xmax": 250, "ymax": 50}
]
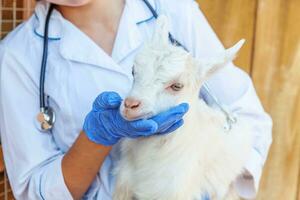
[
  {"xmin": 101, "ymin": 110, "xmax": 158, "ymax": 138},
  {"xmin": 155, "ymin": 113, "xmax": 183, "ymax": 133},
  {"xmin": 150, "ymin": 103, "xmax": 189, "ymax": 128},
  {"xmin": 128, "ymin": 119, "xmax": 158, "ymax": 133},
  {"xmin": 93, "ymin": 91, "xmax": 122, "ymax": 111},
  {"xmin": 157, "ymin": 119, "xmax": 184, "ymax": 135},
  {"xmin": 120, "ymin": 122, "xmax": 158, "ymax": 138}
]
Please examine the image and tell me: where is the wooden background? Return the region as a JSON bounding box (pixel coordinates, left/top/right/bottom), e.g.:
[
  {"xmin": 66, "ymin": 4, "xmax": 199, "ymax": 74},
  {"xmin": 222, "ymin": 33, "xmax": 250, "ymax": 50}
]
[
  {"xmin": 197, "ymin": 0, "xmax": 300, "ymax": 199},
  {"xmin": 0, "ymin": 0, "xmax": 300, "ymax": 199}
]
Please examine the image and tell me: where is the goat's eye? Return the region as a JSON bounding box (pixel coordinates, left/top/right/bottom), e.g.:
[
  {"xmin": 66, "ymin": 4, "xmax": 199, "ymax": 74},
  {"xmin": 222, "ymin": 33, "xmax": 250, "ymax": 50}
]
[{"xmin": 170, "ymin": 83, "xmax": 184, "ymax": 91}]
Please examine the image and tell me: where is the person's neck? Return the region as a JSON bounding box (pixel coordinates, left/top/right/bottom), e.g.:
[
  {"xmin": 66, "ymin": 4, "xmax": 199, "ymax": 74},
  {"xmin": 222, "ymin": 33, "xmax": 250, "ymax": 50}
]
[{"xmin": 55, "ymin": 0, "xmax": 125, "ymax": 32}]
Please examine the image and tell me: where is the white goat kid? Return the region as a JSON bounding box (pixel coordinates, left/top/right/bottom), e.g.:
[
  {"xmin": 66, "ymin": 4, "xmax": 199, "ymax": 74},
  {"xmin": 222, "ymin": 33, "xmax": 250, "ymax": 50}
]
[{"xmin": 113, "ymin": 16, "xmax": 253, "ymax": 200}]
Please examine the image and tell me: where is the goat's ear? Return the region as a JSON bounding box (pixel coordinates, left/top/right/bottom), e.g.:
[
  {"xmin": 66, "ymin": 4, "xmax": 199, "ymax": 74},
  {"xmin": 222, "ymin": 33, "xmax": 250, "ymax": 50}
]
[
  {"xmin": 152, "ymin": 15, "xmax": 170, "ymax": 46},
  {"xmin": 197, "ymin": 39, "xmax": 245, "ymax": 79}
]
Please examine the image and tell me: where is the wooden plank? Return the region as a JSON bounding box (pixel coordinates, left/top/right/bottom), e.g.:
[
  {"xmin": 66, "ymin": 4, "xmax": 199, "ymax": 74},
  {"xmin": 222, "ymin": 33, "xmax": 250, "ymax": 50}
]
[
  {"xmin": 0, "ymin": 0, "xmax": 2, "ymax": 39},
  {"xmin": 298, "ymin": 173, "xmax": 300, "ymax": 200},
  {"xmin": 252, "ymin": 0, "xmax": 300, "ymax": 199},
  {"xmin": 0, "ymin": 147, "xmax": 4, "ymax": 173},
  {"xmin": 22, "ymin": 0, "xmax": 34, "ymax": 20},
  {"xmin": 196, "ymin": 0, "xmax": 257, "ymax": 74}
]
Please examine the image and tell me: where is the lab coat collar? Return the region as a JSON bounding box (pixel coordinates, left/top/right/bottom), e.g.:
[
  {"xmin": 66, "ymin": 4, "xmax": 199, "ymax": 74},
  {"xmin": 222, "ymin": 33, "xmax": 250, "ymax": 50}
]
[
  {"xmin": 33, "ymin": 0, "xmax": 157, "ymax": 73},
  {"xmin": 111, "ymin": 0, "xmax": 157, "ymax": 63},
  {"xmin": 33, "ymin": 0, "xmax": 157, "ymax": 39},
  {"xmin": 33, "ymin": 1, "xmax": 62, "ymax": 40},
  {"xmin": 129, "ymin": 0, "xmax": 158, "ymax": 25}
]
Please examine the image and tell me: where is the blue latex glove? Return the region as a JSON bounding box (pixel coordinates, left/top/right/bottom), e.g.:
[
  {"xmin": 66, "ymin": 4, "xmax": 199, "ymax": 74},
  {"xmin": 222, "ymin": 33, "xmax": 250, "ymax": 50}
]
[{"xmin": 83, "ymin": 91, "xmax": 189, "ymax": 146}]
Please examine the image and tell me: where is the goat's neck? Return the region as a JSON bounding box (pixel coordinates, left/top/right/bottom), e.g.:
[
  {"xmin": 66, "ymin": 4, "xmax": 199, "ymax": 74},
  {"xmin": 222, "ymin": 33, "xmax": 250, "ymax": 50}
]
[{"xmin": 180, "ymin": 94, "xmax": 226, "ymax": 134}]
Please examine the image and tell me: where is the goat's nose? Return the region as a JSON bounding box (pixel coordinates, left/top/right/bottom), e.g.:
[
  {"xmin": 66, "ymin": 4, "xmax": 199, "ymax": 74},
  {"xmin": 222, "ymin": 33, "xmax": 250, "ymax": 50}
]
[{"xmin": 124, "ymin": 98, "xmax": 141, "ymax": 109}]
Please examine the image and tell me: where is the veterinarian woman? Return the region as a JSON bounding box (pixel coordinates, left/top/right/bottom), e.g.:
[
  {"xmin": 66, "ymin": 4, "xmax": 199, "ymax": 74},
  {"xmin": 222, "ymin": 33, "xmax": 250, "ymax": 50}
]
[{"xmin": 0, "ymin": 0, "xmax": 272, "ymax": 199}]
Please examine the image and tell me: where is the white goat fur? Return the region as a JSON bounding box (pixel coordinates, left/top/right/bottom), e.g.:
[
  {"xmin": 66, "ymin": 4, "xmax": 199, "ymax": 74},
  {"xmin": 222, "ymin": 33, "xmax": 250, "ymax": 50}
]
[{"xmin": 113, "ymin": 16, "xmax": 253, "ymax": 200}]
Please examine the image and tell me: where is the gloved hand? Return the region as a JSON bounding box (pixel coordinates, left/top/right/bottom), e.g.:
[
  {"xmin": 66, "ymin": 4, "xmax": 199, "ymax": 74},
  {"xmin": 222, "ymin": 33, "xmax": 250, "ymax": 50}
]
[{"xmin": 83, "ymin": 91, "xmax": 189, "ymax": 146}]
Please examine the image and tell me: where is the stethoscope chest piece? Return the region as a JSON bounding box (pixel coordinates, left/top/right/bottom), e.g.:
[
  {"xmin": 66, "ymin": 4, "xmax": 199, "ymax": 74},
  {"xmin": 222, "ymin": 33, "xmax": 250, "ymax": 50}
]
[{"xmin": 37, "ymin": 107, "xmax": 56, "ymax": 131}]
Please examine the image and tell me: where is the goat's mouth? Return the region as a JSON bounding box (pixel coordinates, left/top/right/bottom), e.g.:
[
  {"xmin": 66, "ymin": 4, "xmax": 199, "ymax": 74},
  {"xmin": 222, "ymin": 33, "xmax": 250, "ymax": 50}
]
[{"xmin": 121, "ymin": 110, "xmax": 154, "ymax": 121}]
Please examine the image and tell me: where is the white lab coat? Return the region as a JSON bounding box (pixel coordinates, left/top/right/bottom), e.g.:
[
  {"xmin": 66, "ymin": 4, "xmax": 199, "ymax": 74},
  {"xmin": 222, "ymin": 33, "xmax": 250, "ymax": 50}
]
[{"xmin": 0, "ymin": 0, "xmax": 272, "ymax": 199}]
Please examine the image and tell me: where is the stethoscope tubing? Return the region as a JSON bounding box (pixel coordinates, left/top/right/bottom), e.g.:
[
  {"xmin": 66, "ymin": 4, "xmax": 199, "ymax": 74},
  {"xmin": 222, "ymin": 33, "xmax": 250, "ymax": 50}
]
[{"xmin": 39, "ymin": 4, "xmax": 55, "ymax": 110}]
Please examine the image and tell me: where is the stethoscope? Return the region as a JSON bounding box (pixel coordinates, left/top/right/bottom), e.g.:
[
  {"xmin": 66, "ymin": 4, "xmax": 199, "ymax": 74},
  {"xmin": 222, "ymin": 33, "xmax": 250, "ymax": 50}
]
[{"xmin": 37, "ymin": 1, "xmax": 236, "ymax": 132}]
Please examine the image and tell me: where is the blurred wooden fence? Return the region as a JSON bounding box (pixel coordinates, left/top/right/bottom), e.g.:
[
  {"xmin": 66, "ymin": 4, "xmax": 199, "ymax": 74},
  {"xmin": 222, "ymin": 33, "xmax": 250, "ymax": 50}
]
[
  {"xmin": 0, "ymin": 0, "xmax": 34, "ymax": 38},
  {"xmin": 197, "ymin": 0, "xmax": 300, "ymax": 199},
  {"xmin": 0, "ymin": 0, "xmax": 299, "ymax": 199}
]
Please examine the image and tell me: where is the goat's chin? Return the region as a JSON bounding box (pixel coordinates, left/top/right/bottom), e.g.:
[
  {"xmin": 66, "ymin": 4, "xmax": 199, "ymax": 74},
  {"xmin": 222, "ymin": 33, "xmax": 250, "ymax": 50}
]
[{"xmin": 121, "ymin": 111, "xmax": 154, "ymax": 121}]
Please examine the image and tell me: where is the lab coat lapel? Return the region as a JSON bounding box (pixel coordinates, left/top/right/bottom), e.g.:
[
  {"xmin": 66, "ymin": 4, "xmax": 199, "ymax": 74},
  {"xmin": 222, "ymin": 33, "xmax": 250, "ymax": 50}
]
[
  {"xmin": 59, "ymin": 19, "xmax": 127, "ymax": 75},
  {"xmin": 34, "ymin": 1, "xmax": 127, "ymax": 75},
  {"xmin": 34, "ymin": 0, "xmax": 157, "ymax": 75},
  {"xmin": 111, "ymin": 0, "xmax": 157, "ymax": 63},
  {"xmin": 111, "ymin": 2, "xmax": 142, "ymax": 63}
]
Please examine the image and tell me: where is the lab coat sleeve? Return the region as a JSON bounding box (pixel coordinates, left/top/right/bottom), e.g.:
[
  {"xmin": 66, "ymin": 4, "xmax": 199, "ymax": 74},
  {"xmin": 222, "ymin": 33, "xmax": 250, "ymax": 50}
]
[
  {"xmin": 0, "ymin": 44, "xmax": 73, "ymax": 200},
  {"xmin": 172, "ymin": 1, "xmax": 273, "ymax": 199}
]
